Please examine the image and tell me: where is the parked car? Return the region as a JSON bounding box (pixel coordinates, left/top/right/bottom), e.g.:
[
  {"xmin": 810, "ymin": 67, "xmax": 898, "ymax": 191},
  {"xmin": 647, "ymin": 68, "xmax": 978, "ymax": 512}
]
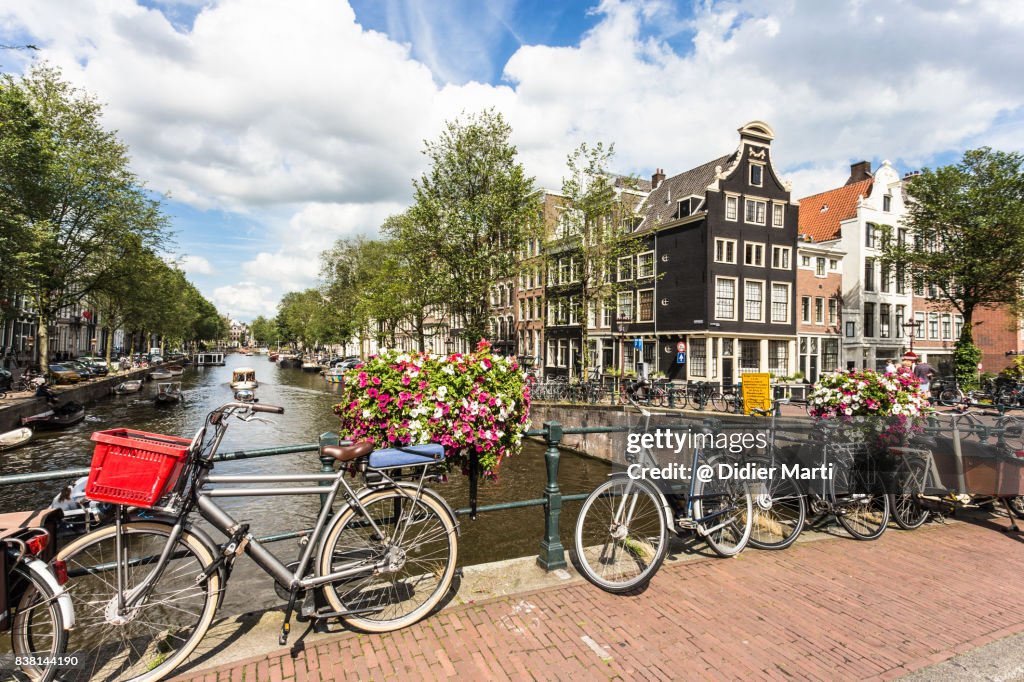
[
  {"xmin": 67, "ymin": 360, "xmax": 96, "ymax": 380},
  {"xmin": 77, "ymin": 356, "xmax": 110, "ymax": 376},
  {"xmin": 48, "ymin": 364, "xmax": 82, "ymax": 384}
]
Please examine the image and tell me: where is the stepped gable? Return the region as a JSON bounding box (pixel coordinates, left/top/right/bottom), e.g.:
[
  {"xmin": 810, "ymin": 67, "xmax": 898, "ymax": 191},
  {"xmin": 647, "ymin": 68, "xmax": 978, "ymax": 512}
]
[{"xmin": 797, "ymin": 178, "xmax": 873, "ymax": 242}]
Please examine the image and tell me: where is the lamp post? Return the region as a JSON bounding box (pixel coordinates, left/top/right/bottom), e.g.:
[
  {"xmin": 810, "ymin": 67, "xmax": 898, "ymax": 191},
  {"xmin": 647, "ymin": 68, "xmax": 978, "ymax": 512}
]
[
  {"xmin": 616, "ymin": 313, "xmax": 631, "ymax": 403},
  {"xmin": 902, "ymin": 318, "xmax": 923, "ymax": 355}
]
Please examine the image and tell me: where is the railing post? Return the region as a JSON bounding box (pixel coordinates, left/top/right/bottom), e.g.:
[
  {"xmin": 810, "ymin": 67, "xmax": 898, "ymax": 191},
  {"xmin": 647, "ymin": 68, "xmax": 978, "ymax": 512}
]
[
  {"xmin": 538, "ymin": 420, "xmax": 566, "ymax": 571},
  {"xmin": 318, "ymin": 432, "xmax": 339, "ymax": 511}
]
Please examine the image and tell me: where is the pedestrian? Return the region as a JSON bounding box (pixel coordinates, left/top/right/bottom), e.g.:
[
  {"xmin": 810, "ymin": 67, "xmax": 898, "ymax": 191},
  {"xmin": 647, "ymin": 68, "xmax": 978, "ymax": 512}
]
[
  {"xmin": 34, "ymin": 379, "xmax": 58, "ymax": 405},
  {"xmin": 885, "ymin": 359, "xmax": 897, "ymax": 374}
]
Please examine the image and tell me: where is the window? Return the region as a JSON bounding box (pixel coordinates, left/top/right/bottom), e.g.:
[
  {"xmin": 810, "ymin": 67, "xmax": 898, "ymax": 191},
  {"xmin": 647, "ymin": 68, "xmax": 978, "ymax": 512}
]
[
  {"xmin": 866, "ymin": 223, "xmax": 879, "ymax": 249},
  {"xmin": 725, "ymin": 195, "xmax": 738, "ymax": 221},
  {"xmin": 801, "ymin": 255, "xmax": 811, "ymax": 267},
  {"xmin": 750, "ymin": 163, "xmax": 764, "ymax": 187},
  {"xmin": 864, "ymin": 258, "xmax": 875, "ymax": 292},
  {"xmin": 915, "ymin": 311, "xmax": 925, "ymax": 338},
  {"xmin": 881, "ymin": 263, "xmax": 890, "ymax": 293},
  {"xmin": 955, "ymin": 315, "xmax": 964, "ymax": 338},
  {"xmin": 942, "ymin": 314, "xmax": 952, "ymax": 340},
  {"xmin": 883, "ymin": 195, "xmax": 892, "ymax": 212},
  {"xmin": 801, "ymin": 296, "xmax": 811, "ymax": 323},
  {"xmin": 617, "ymin": 256, "xmax": 633, "ymax": 281},
  {"xmin": 771, "ymin": 283, "xmax": 790, "ymax": 323},
  {"xmin": 771, "ymin": 246, "xmax": 791, "ymax": 269},
  {"xmin": 772, "ymin": 203, "xmax": 784, "ymax": 228},
  {"xmin": 617, "ymin": 291, "xmax": 634, "ymax": 320},
  {"xmin": 898, "ymin": 228, "xmax": 907, "ymax": 246},
  {"xmin": 815, "ymin": 297, "xmax": 824, "ymax": 325},
  {"xmin": 913, "ymin": 277, "xmax": 924, "ymax": 297},
  {"xmin": 602, "ymin": 299, "xmax": 614, "ymax": 328},
  {"xmin": 896, "ymin": 263, "xmax": 906, "ymax": 294},
  {"xmin": 816, "ymin": 257, "xmax": 826, "ymax": 277},
  {"xmin": 740, "ymin": 340, "xmax": 760, "ymax": 372},
  {"xmin": 829, "ymin": 258, "xmax": 839, "ymax": 270},
  {"xmin": 637, "ymin": 251, "xmax": 655, "ymax": 279},
  {"xmin": 828, "ymin": 298, "xmax": 838, "ymax": 325},
  {"xmin": 929, "ymin": 312, "xmax": 939, "ymax": 340},
  {"xmin": 864, "ymin": 302, "xmax": 875, "ymax": 337},
  {"xmin": 744, "ymin": 242, "xmax": 764, "ymax": 267},
  {"xmin": 880, "ymin": 304, "xmax": 891, "ymax": 338},
  {"xmin": 558, "ymin": 258, "xmax": 570, "ymax": 285},
  {"xmin": 769, "ymin": 341, "xmax": 788, "ymax": 375},
  {"xmin": 744, "ymin": 281, "xmax": 764, "ymax": 322},
  {"xmin": 927, "ymin": 283, "xmax": 937, "ymax": 299},
  {"xmin": 715, "ymin": 278, "xmax": 736, "ymax": 320},
  {"xmin": 823, "ymin": 338, "xmax": 839, "ymax": 371},
  {"xmin": 638, "ymin": 289, "xmax": 654, "ymax": 323},
  {"xmin": 714, "ymin": 238, "xmax": 736, "ymax": 264},
  {"xmin": 690, "ymin": 338, "xmax": 707, "ymax": 377},
  {"xmin": 745, "ymin": 198, "xmax": 767, "ymax": 225}
]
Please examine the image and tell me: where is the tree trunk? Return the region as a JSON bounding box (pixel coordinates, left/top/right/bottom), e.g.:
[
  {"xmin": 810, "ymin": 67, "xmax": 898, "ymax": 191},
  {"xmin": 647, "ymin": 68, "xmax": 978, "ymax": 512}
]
[{"xmin": 35, "ymin": 310, "xmax": 49, "ymax": 374}]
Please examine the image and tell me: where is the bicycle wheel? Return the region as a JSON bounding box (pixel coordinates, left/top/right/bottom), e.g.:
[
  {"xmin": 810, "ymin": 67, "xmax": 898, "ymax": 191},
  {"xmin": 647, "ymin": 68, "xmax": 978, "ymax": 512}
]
[
  {"xmin": 9, "ymin": 563, "xmax": 68, "ymax": 682},
  {"xmin": 834, "ymin": 466, "xmax": 890, "ymax": 540},
  {"xmin": 650, "ymin": 387, "xmax": 666, "ymax": 407},
  {"xmin": 889, "ymin": 457, "xmax": 930, "ymax": 531},
  {"xmin": 56, "ymin": 521, "xmax": 220, "ymax": 682},
  {"xmin": 1007, "ymin": 496, "xmax": 1024, "ymax": 520},
  {"xmin": 692, "ymin": 459, "xmax": 753, "ymax": 557},
  {"xmin": 709, "ymin": 392, "xmax": 726, "ymax": 412},
  {"xmin": 939, "ymin": 388, "xmax": 962, "ymax": 407},
  {"xmin": 573, "ymin": 476, "xmax": 668, "ymax": 593},
  {"xmin": 319, "ymin": 487, "xmax": 457, "ymax": 633},
  {"xmin": 745, "ymin": 458, "xmax": 806, "ymax": 550}
]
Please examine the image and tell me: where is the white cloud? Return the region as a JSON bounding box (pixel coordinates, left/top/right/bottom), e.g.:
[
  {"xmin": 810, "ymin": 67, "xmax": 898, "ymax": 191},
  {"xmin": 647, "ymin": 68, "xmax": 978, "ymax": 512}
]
[
  {"xmin": 211, "ymin": 282, "xmax": 277, "ymax": 320},
  {"xmin": 178, "ymin": 254, "xmax": 213, "ymax": 275}
]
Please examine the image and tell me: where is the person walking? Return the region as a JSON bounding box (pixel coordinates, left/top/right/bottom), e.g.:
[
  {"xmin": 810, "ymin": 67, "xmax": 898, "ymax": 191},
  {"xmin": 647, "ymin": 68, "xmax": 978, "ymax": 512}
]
[{"xmin": 907, "ymin": 353, "xmax": 936, "ymax": 398}]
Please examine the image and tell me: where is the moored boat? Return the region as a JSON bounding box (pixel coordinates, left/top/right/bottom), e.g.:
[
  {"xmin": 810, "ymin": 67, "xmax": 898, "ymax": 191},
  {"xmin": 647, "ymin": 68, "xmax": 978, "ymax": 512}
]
[
  {"xmin": 229, "ymin": 367, "xmax": 258, "ymax": 391},
  {"xmin": 21, "ymin": 402, "xmax": 86, "ymax": 430},
  {"xmin": 195, "ymin": 352, "xmax": 226, "ymax": 366},
  {"xmin": 149, "ymin": 368, "xmax": 173, "ymax": 381},
  {"xmin": 301, "ymin": 358, "xmax": 323, "ymax": 372},
  {"xmin": 268, "ymin": 353, "xmax": 279, "ymax": 362},
  {"xmin": 323, "ymin": 367, "xmax": 345, "ymax": 384},
  {"xmin": 112, "ymin": 380, "xmax": 143, "ymax": 395},
  {"xmin": 0, "ymin": 427, "xmax": 32, "ymax": 451},
  {"xmin": 154, "ymin": 382, "xmax": 182, "ymax": 405},
  {"xmin": 166, "ymin": 365, "xmax": 184, "ymax": 376}
]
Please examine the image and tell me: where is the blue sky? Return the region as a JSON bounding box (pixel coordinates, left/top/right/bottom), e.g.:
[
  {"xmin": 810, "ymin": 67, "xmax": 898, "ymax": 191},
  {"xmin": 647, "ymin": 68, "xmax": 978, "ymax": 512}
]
[{"xmin": 2, "ymin": 0, "xmax": 1022, "ymax": 321}]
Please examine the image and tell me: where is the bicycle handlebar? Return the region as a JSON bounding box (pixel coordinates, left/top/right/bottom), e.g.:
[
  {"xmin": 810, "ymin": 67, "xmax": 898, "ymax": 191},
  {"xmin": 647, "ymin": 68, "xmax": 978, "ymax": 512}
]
[{"xmin": 250, "ymin": 403, "xmax": 284, "ymax": 414}]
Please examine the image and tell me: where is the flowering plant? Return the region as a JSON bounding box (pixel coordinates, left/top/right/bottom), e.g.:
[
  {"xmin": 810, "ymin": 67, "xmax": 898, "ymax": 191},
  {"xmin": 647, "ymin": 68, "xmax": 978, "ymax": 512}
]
[
  {"xmin": 333, "ymin": 340, "xmax": 531, "ymax": 476},
  {"xmin": 808, "ymin": 369, "xmax": 929, "ymax": 449}
]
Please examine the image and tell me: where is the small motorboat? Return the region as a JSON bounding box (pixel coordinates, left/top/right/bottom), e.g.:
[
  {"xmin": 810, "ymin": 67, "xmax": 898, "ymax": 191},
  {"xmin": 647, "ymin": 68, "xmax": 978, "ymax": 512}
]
[
  {"xmin": 301, "ymin": 359, "xmax": 323, "ymax": 372},
  {"xmin": 268, "ymin": 353, "xmax": 279, "ymax": 362},
  {"xmin": 166, "ymin": 365, "xmax": 184, "ymax": 376},
  {"xmin": 112, "ymin": 380, "xmax": 143, "ymax": 395},
  {"xmin": 229, "ymin": 367, "xmax": 258, "ymax": 390},
  {"xmin": 0, "ymin": 427, "xmax": 32, "ymax": 451},
  {"xmin": 154, "ymin": 382, "xmax": 182, "ymax": 406},
  {"xmin": 323, "ymin": 367, "xmax": 345, "ymax": 384},
  {"xmin": 149, "ymin": 368, "xmax": 173, "ymax": 381},
  {"xmin": 22, "ymin": 402, "xmax": 86, "ymax": 430}
]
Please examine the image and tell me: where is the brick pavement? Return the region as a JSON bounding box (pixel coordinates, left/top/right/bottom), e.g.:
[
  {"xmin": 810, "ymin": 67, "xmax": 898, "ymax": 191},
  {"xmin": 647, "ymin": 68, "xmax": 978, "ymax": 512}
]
[{"xmin": 170, "ymin": 518, "xmax": 1024, "ymax": 681}]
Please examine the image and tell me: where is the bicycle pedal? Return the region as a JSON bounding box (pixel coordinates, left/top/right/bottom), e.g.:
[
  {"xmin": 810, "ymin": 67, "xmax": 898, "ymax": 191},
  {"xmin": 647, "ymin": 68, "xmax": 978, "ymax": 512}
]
[
  {"xmin": 279, "ymin": 621, "xmax": 290, "ymax": 646},
  {"xmin": 675, "ymin": 516, "xmax": 698, "ymax": 530}
]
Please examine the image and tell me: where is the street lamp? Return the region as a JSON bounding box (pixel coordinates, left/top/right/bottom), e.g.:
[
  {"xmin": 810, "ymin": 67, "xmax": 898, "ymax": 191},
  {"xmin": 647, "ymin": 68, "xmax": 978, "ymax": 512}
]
[
  {"xmin": 902, "ymin": 318, "xmax": 923, "ymax": 354},
  {"xmin": 616, "ymin": 313, "xmax": 631, "ymax": 403}
]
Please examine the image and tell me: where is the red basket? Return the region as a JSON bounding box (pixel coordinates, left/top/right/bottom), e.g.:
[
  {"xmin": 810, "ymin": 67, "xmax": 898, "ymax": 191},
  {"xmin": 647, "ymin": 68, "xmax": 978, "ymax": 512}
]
[{"xmin": 86, "ymin": 429, "xmax": 192, "ymax": 508}]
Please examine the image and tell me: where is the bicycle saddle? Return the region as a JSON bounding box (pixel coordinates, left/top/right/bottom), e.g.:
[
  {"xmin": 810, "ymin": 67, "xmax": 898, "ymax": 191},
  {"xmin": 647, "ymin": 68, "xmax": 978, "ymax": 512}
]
[{"xmin": 322, "ymin": 441, "xmax": 375, "ymax": 462}]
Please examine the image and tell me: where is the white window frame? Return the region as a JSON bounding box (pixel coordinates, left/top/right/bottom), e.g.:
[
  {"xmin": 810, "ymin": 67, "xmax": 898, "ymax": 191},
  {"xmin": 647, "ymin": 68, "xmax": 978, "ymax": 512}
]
[
  {"xmin": 617, "ymin": 290, "xmax": 634, "ymax": 320},
  {"xmin": 771, "ymin": 246, "xmax": 791, "ymax": 270},
  {"xmin": 749, "ymin": 163, "xmax": 764, "ymax": 188},
  {"xmin": 800, "ymin": 255, "xmax": 811, "ymax": 268},
  {"xmin": 744, "ymin": 241, "xmax": 765, "ymax": 267},
  {"xmin": 637, "ymin": 250, "xmax": 655, "ymax": 279},
  {"xmin": 743, "ymin": 279, "xmax": 765, "ymax": 323},
  {"xmin": 772, "ymin": 202, "xmax": 785, "ymax": 228},
  {"xmin": 771, "ymin": 282, "xmax": 791, "ymax": 324},
  {"xmin": 617, "ymin": 255, "xmax": 634, "ymax": 282},
  {"xmin": 801, "ymin": 296, "xmax": 811, "ymax": 323},
  {"xmin": 637, "ymin": 288, "xmax": 655, "ymax": 323},
  {"xmin": 725, "ymin": 194, "xmax": 739, "ymax": 222},
  {"xmin": 714, "ymin": 238, "xmax": 737, "ymax": 264},
  {"xmin": 745, "ymin": 198, "xmax": 767, "ymax": 225},
  {"xmin": 715, "ymin": 277, "xmax": 737, "ymax": 321}
]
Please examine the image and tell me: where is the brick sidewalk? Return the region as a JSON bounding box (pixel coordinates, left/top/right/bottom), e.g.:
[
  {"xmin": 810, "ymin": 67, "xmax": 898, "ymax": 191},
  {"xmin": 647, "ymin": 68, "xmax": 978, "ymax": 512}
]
[{"xmin": 171, "ymin": 518, "xmax": 1024, "ymax": 681}]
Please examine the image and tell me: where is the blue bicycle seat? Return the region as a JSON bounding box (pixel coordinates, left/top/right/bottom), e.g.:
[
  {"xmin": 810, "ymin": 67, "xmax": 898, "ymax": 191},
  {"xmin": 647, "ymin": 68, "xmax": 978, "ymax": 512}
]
[{"xmin": 368, "ymin": 444, "xmax": 445, "ymax": 469}]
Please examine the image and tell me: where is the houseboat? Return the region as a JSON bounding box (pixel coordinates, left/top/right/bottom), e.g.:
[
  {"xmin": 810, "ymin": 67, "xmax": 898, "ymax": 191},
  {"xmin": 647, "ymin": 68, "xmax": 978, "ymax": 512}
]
[{"xmin": 195, "ymin": 352, "xmax": 226, "ymax": 366}]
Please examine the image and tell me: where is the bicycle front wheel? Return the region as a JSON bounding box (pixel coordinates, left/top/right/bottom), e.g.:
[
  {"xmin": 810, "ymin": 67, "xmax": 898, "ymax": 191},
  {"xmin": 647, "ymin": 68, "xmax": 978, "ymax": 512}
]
[
  {"xmin": 9, "ymin": 562, "xmax": 68, "ymax": 682},
  {"xmin": 889, "ymin": 457, "xmax": 930, "ymax": 531},
  {"xmin": 574, "ymin": 476, "xmax": 669, "ymax": 593},
  {"xmin": 319, "ymin": 487, "xmax": 457, "ymax": 633},
  {"xmin": 693, "ymin": 462, "xmax": 753, "ymax": 556},
  {"xmin": 745, "ymin": 460, "xmax": 806, "ymax": 550},
  {"xmin": 56, "ymin": 521, "xmax": 221, "ymax": 682},
  {"xmin": 709, "ymin": 392, "xmax": 726, "ymax": 412},
  {"xmin": 939, "ymin": 388, "xmax": 963, "ymax": 407},
  {"xmin": 834, "ymin": 468, "xmax": 890, "ymax": 540}
]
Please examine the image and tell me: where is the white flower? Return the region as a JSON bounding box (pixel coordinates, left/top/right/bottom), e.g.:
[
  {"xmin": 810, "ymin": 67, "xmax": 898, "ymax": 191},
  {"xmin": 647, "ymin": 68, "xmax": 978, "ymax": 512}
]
[{"xmin": 437, "ymin": 385, "xmax": 448, "ymax": 399}]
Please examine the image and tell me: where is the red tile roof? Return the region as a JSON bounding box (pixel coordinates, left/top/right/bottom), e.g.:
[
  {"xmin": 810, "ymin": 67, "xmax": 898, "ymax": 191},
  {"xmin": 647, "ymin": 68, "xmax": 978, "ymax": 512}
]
[{"xmin": 797, "ymin": 178, "xmax": 873, "ymax": 242}]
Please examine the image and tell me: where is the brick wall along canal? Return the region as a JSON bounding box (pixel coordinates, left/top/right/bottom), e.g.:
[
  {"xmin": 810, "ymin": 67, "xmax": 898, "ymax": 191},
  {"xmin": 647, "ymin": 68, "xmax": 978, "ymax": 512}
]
[{"xmin": 0, "ymin": 353, "xmax": 611, "ymax": 614}]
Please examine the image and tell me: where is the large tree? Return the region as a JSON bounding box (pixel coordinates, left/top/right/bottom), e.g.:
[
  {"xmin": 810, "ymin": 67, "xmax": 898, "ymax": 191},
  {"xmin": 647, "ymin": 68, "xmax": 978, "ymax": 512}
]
[
  {"xmin": 883, "ymin": 147, "xmax": 1024, "ymax": 385},
  {"xmin": 0, "ymin": 64, "xmax": 167, "ymax": 372},
  {"xmin": 410, "ymin": 109, "xmax": 540, "ymax": 344}
]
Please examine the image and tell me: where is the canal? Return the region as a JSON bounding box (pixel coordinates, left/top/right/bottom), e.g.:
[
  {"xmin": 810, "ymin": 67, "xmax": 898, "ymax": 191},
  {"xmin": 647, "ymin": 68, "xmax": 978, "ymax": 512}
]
[{"xmin": 0, "ymin": 353, "xmax": 611, "ymax": 614}]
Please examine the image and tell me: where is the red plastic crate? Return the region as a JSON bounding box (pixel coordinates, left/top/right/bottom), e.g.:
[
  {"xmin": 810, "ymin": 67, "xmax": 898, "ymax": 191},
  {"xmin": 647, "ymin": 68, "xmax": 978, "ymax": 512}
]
[{"xmin": 86, "ymin": 429, "xmax": 192, "ymax": 508}]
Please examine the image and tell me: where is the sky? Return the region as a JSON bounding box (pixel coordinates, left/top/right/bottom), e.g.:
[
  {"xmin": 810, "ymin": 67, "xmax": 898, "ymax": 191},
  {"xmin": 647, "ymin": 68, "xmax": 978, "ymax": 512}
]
[{"xmin": 1, "ymin": 0, "xmax": 1022, "ymax": 322}]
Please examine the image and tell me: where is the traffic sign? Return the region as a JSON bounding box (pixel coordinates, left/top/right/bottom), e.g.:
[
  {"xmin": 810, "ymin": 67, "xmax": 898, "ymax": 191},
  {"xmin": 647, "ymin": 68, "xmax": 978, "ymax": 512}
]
[
  {"xmin": 634, "ymin": 338, "xmax": 643, "ymax": 350},
  {"xmin": 676, "ymin": 341, "xmax": 686, "ymax": 353},
  {"xmin": 676, "ymin": 352, "xmax": 686, "ymax": 364}
]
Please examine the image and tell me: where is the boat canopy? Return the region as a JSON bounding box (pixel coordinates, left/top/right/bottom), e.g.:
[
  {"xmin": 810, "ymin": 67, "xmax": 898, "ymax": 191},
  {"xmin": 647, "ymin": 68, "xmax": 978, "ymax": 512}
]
[{"xmin": 232, "ymin": 368, "xmax": 256, "ymax": 382}]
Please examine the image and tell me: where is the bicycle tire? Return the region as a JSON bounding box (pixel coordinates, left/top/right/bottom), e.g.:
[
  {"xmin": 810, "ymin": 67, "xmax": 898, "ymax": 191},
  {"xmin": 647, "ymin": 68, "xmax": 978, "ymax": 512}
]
[
  {"xmin": 692, "ymin": 458, "xmax": 753, "ymax": 557},
  {"xmin": 573, "ymin": 476, "xmax": 668, "ymax": 593},
  {"xmin": 939, "ymin": 388, "xmax": 963, "ymax": 407},
  {"xmin": 745, "ymin": 458, "xmax": 806, "ymax": 550},
  {"xmin": 319, "ymin": 487, "xmax": 457, "ymax": 633},
  {"xmin": 650, "ymin": 387, "xmax": 666, "ymax": 407},
  {"xmin": 1007, "ymin": 496, "xmax": 1024, "ymax": 520},
  {"xmin": 833, "ymin": 465, "xmax": 890, "ymax": 540},
  {"xmin": 9, "ymin": 562, "xmax": 68, "ymax": 682},
  {"xmin": 709, "ymin": 392, "xmax": 726, "ymax": 412},
  {"xmin": 889, "ymin": 456, "xmax": 930, "ymax": 531},
  {"xmin": 56, "ymin": 521, "xmax": 220, "ymax": 682}
]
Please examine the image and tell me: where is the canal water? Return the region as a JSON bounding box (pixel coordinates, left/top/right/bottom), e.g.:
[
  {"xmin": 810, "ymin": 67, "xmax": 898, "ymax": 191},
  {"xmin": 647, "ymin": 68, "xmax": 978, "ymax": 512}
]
[{"xmin": 0, "ymin": 353, "xmax": 611, "ymax": 614}]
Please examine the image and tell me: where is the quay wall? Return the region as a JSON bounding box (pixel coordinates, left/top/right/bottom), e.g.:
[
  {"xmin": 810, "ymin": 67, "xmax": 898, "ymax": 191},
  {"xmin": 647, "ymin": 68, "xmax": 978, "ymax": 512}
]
[{"xmin": 0, "ymin": 368, "xmax": 150, "ymax": 432}]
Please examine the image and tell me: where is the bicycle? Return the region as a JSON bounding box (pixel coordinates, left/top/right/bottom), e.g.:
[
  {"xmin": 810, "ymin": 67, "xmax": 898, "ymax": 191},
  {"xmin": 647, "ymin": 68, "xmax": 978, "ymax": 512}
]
[
  {"xmin": 688, "ymin": 381, "xmax": 724, "ymax": 411},
  {"xmin": 746, "ymin": 400, "xmax": 807, "ymax": 550},
  {"xmin": 1, "ymin": 509, "xmax": 75, "ymax": 682},
  {"xmin": 56, "ymin": 401, "xmax": 459, "ymax": 681},
  {"xmin": 573, "ymin": 399, "xmax": 753, "ymax": 593}
]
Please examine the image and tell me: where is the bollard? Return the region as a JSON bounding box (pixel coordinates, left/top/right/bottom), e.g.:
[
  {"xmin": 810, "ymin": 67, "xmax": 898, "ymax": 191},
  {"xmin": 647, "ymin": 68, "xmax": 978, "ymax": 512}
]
[
  {"xmin": 538, "ymin": 420, "xmax": 567, "ymax": 571},
  {"xmin": 318, "ymin": 432, "xmax": 339, "ymax": 511},
  {"xmin": 668, "ymin": 386, "xmax": 675, "ymax": 409}
]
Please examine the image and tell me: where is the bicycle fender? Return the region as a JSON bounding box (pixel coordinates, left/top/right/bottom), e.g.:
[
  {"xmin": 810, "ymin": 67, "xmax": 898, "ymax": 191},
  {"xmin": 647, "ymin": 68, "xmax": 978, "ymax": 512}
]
[
  {"xmin": 602, "ymin": 472, "xmax": 674, "ymax": 526},
  {"xmin": 23, "ymin": 557, "xmax": 75, "ymax": 630}
]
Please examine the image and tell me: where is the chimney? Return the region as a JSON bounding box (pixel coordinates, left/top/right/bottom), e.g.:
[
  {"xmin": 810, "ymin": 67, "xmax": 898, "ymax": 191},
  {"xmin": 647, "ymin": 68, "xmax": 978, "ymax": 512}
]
[
  {"xmin": 846, "ymin": 160, "xmax": 873, "ymax": 185},
  {"xmin": 651, "ymin": 168, "xmax": 665, "ymax": 189}
]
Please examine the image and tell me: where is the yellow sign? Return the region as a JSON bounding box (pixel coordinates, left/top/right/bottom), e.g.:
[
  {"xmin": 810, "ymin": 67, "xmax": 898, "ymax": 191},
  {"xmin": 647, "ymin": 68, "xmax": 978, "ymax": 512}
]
[{"xmin": 742, "ymin": 373, "xmax": 772, "ymax": 415}]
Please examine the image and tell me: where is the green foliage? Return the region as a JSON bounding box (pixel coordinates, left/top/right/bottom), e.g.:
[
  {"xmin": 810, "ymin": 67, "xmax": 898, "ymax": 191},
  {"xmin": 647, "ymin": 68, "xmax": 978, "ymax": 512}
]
[
  {"xmin": 276, "ymin": 289, "xmax": 342, "ymax": 349},
  {"xmin": 953, "ymin": 324, "xmax": 982, "ymax": 390},
  {"xmin": 1000, "ymin": 356, "xmax": 1024, "ymax": 382}
]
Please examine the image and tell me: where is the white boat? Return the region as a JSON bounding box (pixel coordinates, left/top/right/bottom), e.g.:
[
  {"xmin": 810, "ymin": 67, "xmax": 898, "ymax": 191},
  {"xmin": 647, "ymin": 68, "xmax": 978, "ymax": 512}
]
[
  {"xmin": 149, "ymin": 368, "xmax": 173, "ymax": 381},
  {"xmin": 112, "ymin": 380, "xmax": 143, "ymax": 395},
  {"xmin": 154, "ymin": 382, "xmax": 182, "ymax": 405},
  {"xmin": 230, "ymin": 367, "xmax": 258, "ymax": 390},
  {"xmin": 195, "ymin": 352, "xmax": 225, "ymax": 366},
  {"xmin": 323, "ymin": 367, "xmax": 346, "ymax": 384},
  {"xmin": 0, "ymin": 427, "xmax": 32, "ymax": 451},
  {"xmin": 166, "ymin": 365, "xmax": 184, "ymax": 376}
]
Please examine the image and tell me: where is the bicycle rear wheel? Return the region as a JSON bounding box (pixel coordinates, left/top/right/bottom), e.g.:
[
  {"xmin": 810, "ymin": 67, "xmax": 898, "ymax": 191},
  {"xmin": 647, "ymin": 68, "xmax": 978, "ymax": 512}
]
[
  {"xmin": 8, "ymin": 562, "xmax": 68, "ymax": 682},
  {"xmin": 693, "ymin": 461, "xmax": 753, "ymax": 556},
  {"xmin": 745, "ymin": 459, "xmax": 806, "ymax": 550},
  {"xmin": 833, "ymin": 466, "xmax": 890, "ymax": 540},
  {"xmin": 939, "ymin": 388, "xmax": 963, "ymax": 407},
  {"xmin": 709, "ymin": 392, "xmax": 726, "ymax": 412},
  {"xmin": 573, "ymin": 477, "xmax": 668, "ymax": 593},
  {"xmin": 319, "ymin": 487, "xmax": 457, "ymax": 633},
  {"xmin": 56, "ymin": 521, "xmax": 220, "ymax": 682},
  {"xmin": 889, "ymin": 457, "xmax": 930, "ymax": 531}
]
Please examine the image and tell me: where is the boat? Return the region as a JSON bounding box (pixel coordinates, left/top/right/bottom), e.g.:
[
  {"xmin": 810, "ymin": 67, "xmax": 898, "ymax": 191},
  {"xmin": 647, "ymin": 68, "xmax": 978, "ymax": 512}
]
[
  {"xmin": 149, "ymin": 368, "xmax": 173, "ymax": 381},
  {"xmin": 0, "ymin": 427, "xmax": 32, "ymax": 451},
  {"xmin": 166, "ymin": 365, "xmax": 184, "ymax": 376},
  {"xmin": 268, "ymin": 353, "xmax": 279, "ymax": 362},
  {"xmin": 112, "ymin": 380, "xmax": 143, "ymax": 395},
  {"xmin": 323, "ymin": 367, "xmax": 346, "ymax": 384},
  {"xmin": 301, "ymin": 358, "xmax": 323, "ymax": 372},
  {"xmin": 233, "ymin": 389, "xmax": 256, "ymax": 402},
  {"xmin": 229, "ymin": 367, "xmax": 258, "ymax": 391},
  {"xmin": 154, "ymin": 382, "xmax": 182, "ymax": 405},
  {"xmin": 278, "ymin": 354, "xmax": 302, "ymax": 369},
  {"xmin": 195, "ymin": 352, "xmax": 226, "ymax": 366},
  {"xmin": 21, "ymin": 402, "xmax": 86, "ymax": 430}
]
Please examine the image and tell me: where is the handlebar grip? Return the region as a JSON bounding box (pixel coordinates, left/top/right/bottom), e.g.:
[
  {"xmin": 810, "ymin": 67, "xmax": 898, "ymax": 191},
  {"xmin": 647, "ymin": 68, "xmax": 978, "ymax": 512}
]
[{"xmin": 250, "ymin": 403, "xmax": 284, "ymax": 414}]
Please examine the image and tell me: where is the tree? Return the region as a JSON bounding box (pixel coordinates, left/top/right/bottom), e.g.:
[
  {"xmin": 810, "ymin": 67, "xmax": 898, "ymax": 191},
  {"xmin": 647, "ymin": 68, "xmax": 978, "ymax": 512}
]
[
  {"xmin": 380, "ymin": 211, "xmax": 445, "ymax": 352},
  {"xmin": 883, "ymin": 148, "xmax": 1024, "ymax": 387},
  {"xmin": 410, "ymin": 109, "xmax": 540, "ymax": 344},
  {"xmin": 249, "ymin": 316, "xmax": 280, "ymax": 348},
  {"xmin": 0, "ymin": 64, "xmax": 167, "ymax": 372},
  {"xmin": 550, "ymin": 142, "xmax": 646, "ymax": 379}
]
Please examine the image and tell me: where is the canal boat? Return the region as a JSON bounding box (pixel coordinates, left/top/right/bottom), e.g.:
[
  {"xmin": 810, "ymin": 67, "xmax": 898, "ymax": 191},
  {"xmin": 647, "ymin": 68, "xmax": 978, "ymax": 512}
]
[
  {"xmin": 278, "ymin": 354, "xmax": 302, "ymax": 369},
  {"xmin": 21, "ymin": 402, "xmax": 86, "ymax": 430},
  {"xmin": 166, "ymin": 365, "xmax": 184, "ymax": 376},
  {"xmin": 195, "ymin": 352, "xmax": 226, "ymax": 366},
  {"xmin": 229, "ymin": 367, "xmax": 258, "ymax": 391},
  {"xmin": 154, "ymin": 382, "xmax": 182, "ymax": 405},
  {"xmin": 323, "ymin": 367, "xmax": 345, "ymax": 384},
  {"xmin": 112, "ymin": 379, "xmax": 143, "ymax": 395},
  {"xmin": 149, "ymin": 368, "xmax": 173, "ymax": 381},
  {"xmin": 0, "ymin": 427, "xmax": 32, "ymax": 451},
  {"xmin": 301, "ymin": 358, "xmax": 323, "ymax": 372},
  {"xmin": 268, "ymin": 353, "xmax": 279, "ymax": 362}
]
